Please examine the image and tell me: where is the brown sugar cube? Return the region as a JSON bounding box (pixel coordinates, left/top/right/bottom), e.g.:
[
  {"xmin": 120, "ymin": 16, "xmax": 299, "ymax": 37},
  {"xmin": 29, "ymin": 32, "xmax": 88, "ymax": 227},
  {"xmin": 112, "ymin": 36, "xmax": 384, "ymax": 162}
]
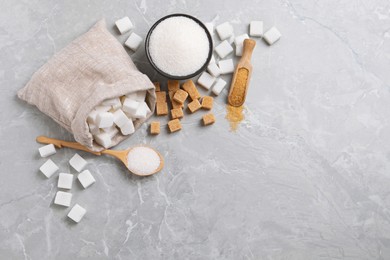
[
  {"xmin": 153, "ymin": 82, "xmax": 161, "ymax": 92},
  {"xmin": 202, "ymin": 113, "xmax": 216, "ymax": 125},
  {"xmin": 168, "ymin": 119, "xmax": 182, "ymax": 133},
  {"xmin": 187, "ymin": 99, "xmax": 201, "ymax": 113},
  {"xmin": 182, "ymin": 80, "xmax": 201, "ymax": 100},
  {"xmin": 156, "ymin": 91, "xmax": 167, "ymax": 103},
  {"xmin": 156, "ymin": 102, "xmax": 168, "ymax": 115},
  {"xmin": 173, "ymin": 89, "xmax": 188, "ymax": 104},
  {"xmin": 171, "ymin": 108, "xmax": 184, "ymax": 119},
  {"xmin": 201, "ymin": 96, "xmax": 214, "ymax": 110},
  {"xmin": 167, "ymin": 80, "xmax": 180, "ymax": 92},
  {"xmin": 150, "ymin": 121, "xmax": 160, "ymax": 135},
  {"xmin": 169, "ymin": 91, "xmax": 182, "ymax": 109}
]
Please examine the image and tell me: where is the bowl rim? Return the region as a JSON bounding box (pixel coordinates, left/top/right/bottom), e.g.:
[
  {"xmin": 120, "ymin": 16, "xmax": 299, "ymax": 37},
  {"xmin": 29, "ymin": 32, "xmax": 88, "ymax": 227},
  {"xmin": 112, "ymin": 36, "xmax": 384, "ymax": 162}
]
[{"xmin": 144, "ymin": 13, "xmax": 213, "ymax": 80}]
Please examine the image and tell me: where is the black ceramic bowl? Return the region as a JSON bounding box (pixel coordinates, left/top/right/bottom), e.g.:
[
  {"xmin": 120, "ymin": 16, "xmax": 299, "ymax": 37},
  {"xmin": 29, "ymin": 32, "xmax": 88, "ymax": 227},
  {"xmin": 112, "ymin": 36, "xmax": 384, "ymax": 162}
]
[{"xmin": 145, "ymin": 13, "xmax": 213, "ymax": 80}]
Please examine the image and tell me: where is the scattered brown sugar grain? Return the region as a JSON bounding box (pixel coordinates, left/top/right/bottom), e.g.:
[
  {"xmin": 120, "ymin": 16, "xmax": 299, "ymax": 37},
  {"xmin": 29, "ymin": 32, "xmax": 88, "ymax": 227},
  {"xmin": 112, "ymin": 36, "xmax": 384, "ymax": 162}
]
[
  {"xmin": 169, "ymin": 91, "xmax": 182, "ymax": 109},
  {"xmin": 156, "ymin": 91, "xmax": 167, "ymax": 103},
  {"xmin": 171, "ymin": 108, "xmax": 184, "ymax": 119},
  {"xmin": 153, "ymin": 82, "xmax": 161, "ymax": 92},
  {"xmin": 229, "ymin": 68, "xmax": 249, "ymax": 107},
  {"xmin": 182, "ymin": 80, "xmax": 201, "ymax": 100},
  {"xmin": 150, "ymin": 121, "xmax": 160, "ymax": 134},
  {"xmin": 173, "ymin": 89, "xmax": 188, "ymax": 104},
  {"xmin": 168, "ymin": 119, "xmax": 182, "ymax": 132},
  {"xmin": 201, "ymin": 96, "xmax": 213, "ymax": 110},
  {"xmin": 225, "ymin": 105, "xmax": 244, "ymax": 131},
  {"xmin": 188, "ymin": 99, "xmax": 201, "ymax": 113},
  {"xmin": 156, "ymin": 102, "xmax": 168, "ymax": 116},
  {"xmin": 167, "ymin": 80, "xmax": 180, "ymax": 92},
  {"xmin": 203, "ymin": 113, "xmax": 215, "ymax": 125}
]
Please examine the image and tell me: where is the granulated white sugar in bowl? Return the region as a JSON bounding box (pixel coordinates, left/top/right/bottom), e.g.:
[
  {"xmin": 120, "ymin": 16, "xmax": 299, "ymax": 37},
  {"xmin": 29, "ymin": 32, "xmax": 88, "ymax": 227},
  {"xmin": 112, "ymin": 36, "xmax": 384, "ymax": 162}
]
[
  {"xmin": 148, "ymin": 16, "xmax": 210, "ymax": 77},
  {"xmin": 127, "ymin": 147, "xmax": 161, "ymax": 176}
]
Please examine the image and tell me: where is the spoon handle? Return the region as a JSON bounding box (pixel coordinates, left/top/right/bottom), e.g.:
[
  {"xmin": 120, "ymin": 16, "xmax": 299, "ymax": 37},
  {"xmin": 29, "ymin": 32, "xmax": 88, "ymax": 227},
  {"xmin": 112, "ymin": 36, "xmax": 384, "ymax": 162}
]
[{"xmin": 36, "ymin": 136, "xmax": 101, "ymax": 155}]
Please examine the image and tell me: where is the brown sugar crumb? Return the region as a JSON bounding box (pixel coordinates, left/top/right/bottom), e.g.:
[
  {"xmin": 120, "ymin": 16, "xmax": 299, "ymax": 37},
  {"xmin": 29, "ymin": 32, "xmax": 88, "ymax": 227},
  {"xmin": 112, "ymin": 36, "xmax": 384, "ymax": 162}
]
[
  {"xmin": 173, "ymin": 89, "xmax": 188, "ymax": 104},
  {"xmin": 228, "ymin": 68, "xmax": 249, "ymax": 107},
  {"xmin": 153, "ymin": 82, "xmax": 161, "ymax": 92},
  {"xmin": 188, "ymin": 99, "xmax": 202, "ymax": 113},
  {"xmin": 171, "ymin": 108, "xmax": 184, "ymax": 119},
  {"xmin": 156, "ymin": 102, "xmax": 168, "ymax": 116},
  {"xmin": 167, "ymin": 80, "xmax": 180, "ymax": 92},
  {"xmin": 168, "ymin": 119, "xmax": 182, "ymax": 133},
  {"xmin": 169, "ymin": 91, "xmax": 182, "ymax": 109},
  {"xmin": 182, "ymin": 80, "xmax": 201, "ymax": 100},
  {"xmin": 203, "ymin": 113, "xmax": 216, "ymax": 125},
  {"xmin": 201, "ymin": 96, "xmax": 214, "ymax": 110},
  {"xmin": 156, "ymin": 91, "xmax": 167, "ymax": 103},
  {"xmin": 150, "ymin": 121, "xmax": 160, "ymax": 134},
  {"xmin": 225, "ymin": 105, "xmax": 244, "ymax": 131}
]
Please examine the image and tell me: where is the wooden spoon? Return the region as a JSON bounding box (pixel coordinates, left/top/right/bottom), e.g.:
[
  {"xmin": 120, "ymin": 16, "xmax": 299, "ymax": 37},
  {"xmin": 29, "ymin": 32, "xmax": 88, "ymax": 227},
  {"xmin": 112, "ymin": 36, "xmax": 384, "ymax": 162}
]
[
  {"xmin": 36, "ymin": 136, "xmax": 164, "ymax": 176},
  {"xmin": 228, "ymin": 39, "xmax": 256, "ymax": 107}
]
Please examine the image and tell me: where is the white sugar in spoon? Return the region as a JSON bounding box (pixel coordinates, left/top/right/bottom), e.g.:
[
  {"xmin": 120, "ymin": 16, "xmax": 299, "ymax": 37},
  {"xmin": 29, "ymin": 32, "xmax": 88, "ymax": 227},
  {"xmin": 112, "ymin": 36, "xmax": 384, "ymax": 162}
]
[{"xmin": 36, "ymin": 136, "xmax": 164, "ymax": 176}]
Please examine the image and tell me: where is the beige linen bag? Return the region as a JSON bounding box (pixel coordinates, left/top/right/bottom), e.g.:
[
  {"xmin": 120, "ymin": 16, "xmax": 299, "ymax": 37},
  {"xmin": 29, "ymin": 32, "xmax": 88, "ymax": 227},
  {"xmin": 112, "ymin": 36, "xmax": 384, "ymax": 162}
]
[{"xmin": 18, "ymin": 19, "xmax": 156, "ymax": 151}]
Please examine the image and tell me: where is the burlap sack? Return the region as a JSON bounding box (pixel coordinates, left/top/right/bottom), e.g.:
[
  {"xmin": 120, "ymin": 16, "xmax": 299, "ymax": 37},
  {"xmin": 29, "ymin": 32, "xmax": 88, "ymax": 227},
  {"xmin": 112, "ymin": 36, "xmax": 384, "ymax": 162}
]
[{"xmin": 17, "ymin": 19, "xmax": 156, "ymax": 152}]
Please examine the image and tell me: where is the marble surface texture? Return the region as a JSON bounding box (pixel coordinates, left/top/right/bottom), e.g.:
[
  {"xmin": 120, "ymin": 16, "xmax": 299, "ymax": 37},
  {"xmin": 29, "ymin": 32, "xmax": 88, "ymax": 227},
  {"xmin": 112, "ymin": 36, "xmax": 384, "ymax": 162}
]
[{"xmin": 1, "ymin": 0, "xmax": 390, "ymax": 259}]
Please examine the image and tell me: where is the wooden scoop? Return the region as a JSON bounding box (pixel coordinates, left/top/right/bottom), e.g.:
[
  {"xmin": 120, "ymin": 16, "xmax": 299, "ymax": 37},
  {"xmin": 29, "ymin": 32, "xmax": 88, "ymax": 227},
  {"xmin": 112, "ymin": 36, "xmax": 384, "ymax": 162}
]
[
  {"xmin": 36, "ymin": 136, "xmax": 164, "ymax": 176},
  {"xmin": 228, "ymin": 39, "xmax": 256, "ymax": 107}
]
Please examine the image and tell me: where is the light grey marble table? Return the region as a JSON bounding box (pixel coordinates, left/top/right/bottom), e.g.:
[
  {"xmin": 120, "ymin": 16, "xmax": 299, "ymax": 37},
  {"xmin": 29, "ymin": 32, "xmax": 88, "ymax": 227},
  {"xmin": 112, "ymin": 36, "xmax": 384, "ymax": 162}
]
[{"xmin": 1, "ymin": 0, "xmax": 390, "ymax": 259}]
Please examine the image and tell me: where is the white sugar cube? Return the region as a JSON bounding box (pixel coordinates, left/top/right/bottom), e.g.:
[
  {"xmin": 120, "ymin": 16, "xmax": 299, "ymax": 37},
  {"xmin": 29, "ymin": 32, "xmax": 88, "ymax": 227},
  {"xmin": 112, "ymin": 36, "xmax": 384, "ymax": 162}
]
[
  {"xmin": 94, "ymin": 132, "xmax": 112, "ymax": 148},
  {"xmin": 235, "ymin": 45, "xmax": 244, "ymax": 56},
  {"xmin": 112, "ymin": 102, "xmax": 122, "ymax": 111},
  {"xmin": 212, "ymin": 78, "xmax": 227, "ymax": 96},
  {"xmin": 205, "ymin": 22, "xmax": 214, "ymax": 36},
  {"xmin": 120, "ymin": 120, "xmax": 135, "ymax": 135},
  {"xmin": 134, "ymin": 102, "xmax": 151, "ymax": 119},
  {"xmin": 250, "ymin": 21, "xmax": 263, "ymax": 37},
  {"xmin": 263, "ymin": 27, "xmax": 281, "ymax": 45},
  {"xmin": 103, "ymin": 125, "xmax": 119, "ymax": 138},
  {"xmin": 126, "ymin": 90, "xmax": 147, "ymax": 102},
  {"xmin": 216, "ymin": 22, "xmax": 233, "ymax": 40},
  {"xmin": 39, "ymin": 159, "xmax": 59, "ymax": 178},
  {"xmin": 215, "ymin": 40, "xmax": 233, "ymax": 59},
  {"xmin": 113, "ymin": 109, "xmax": 129, "ymax": 127},
  {"xmin": 96, "ymin": 112, "xmax": 114, "ymax": 128},
  {"xmin": 87, "ymin": 110, "xmax": 98, "ymax": 124},
  {"xmin": 209, "ymin": 54, "xmax": 216, "ymax": 64},
  {"xmin": 54, "ymin": 191, "xmax": 72, "ymax": 207},
  {"xmin": 94, "ymin": 105, "xmax": 111, "ymax": 113},
  {"xmin": 78, "ymin": 170, "xmax": 96, "ymax": 189},
  {"xmin": 207, "ymin": 62, "xmax": 221, "ymax": 77},
  {"xmin": 218, "ymin": 59, "xmax": 235, "ymax": 74},
  {"xmin": 197, "ymin": 72, "xmax": 216, "ymax": 90},
  {"xmin": 102, "ymin": 98, "xmax": 121, "ymax": 107},
  {"xmin": 88, "ymin": 123, "xmax": 100, "ymax": 135},
  {"xmin": 234, "ymin": 34, "xmax": 249, "ymax": 56},
  {"xmin": 58, "ymin": 173, "xmax": 73, "ymax": 189},
  {"xmin": 68, "ymin": 204, "xmax": 86, "ymax": 223},
  {"xmin": 69, "ymin": 153, "xmax": 87, "ymax": 172},
  {"xmin": 115, "ymin": 16, "xmax": 133, "ymax": 34},
  {"xmin": 38, "ymin": 144, "xmax": 56, "ymax": 158},
  {"xmin": 125, "ymin": 33, "xmax": 143, "ymax": 51},
  {"xmin": 122, "ymin": 99, "xmax": 139, "ymax": 116}
]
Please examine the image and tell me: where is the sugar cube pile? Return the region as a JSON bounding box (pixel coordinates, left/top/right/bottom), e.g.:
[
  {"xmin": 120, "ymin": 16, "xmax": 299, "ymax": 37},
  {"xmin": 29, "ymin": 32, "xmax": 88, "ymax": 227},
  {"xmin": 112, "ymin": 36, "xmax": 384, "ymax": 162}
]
[{"xmin": 86, "ymin": 90, "xmax": 151, "ymax": 148}]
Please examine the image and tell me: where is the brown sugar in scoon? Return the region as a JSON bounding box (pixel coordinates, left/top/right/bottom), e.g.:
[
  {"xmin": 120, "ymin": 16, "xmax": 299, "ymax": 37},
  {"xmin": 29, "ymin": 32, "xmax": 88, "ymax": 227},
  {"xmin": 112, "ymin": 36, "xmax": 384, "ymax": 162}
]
[
  {"xmin": 187, "ymin": 99, "xmax": 201, "ymax": 113},
  {"xmin": 225, "ymin": 105, "xmax": 244, "ymax": 131},
  {"xmin": 171, "ymin": 108, "xmax": 184, "ymax": 119},
  {"xmin": 150, "ymin": 121, "xmax": 160, "ymax": 134},
  {"xmin": 182, "ymin": 80, "xmax": 201, "ymax": 100},
  {"xmin": 201, "ymin": 96, "xmax": 213, "ymax": 110},
  {"xmin": 156, "ymin": 102, "xmax": 168, "ymax": 115},
  {"xmin": 169, "ymin": 91, "xmax": 182, "ymax": 109},
  {"xmin": 173, "ymin": 89, "xmax": 188, "ymax": 104},
  {"xmin": 168, "ymin": 119, "xmax": 182, "ymax": 132},
  {"xmin": 203, "ymin": 113, "xmax": 215, "ymax": 125},
  {"xmin": 153, "ymin": 82, "xmax": 161, "ymax": 92},
  {"xmin": 229, "ymin": 68, "xmax": 249, "ymax": 107},
  {"xmin": 156, "ymin": 91, "xmax": 167, "ymax": 103},
  {"xmin": 167, "ymin": 80, "xmax": 180, "ymax": 92}
]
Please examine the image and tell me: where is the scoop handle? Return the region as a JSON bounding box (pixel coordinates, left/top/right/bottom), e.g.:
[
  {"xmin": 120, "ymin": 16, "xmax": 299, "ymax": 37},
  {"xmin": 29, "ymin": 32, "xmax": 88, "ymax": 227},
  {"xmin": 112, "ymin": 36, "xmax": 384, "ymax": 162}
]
[
  {"xmin": 36, "ymin": 136, "xmax": 101, "ymax": 155},
  {"xmin": 241, "ymin": 39, "xmax": 256, "ymax": 62}
]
